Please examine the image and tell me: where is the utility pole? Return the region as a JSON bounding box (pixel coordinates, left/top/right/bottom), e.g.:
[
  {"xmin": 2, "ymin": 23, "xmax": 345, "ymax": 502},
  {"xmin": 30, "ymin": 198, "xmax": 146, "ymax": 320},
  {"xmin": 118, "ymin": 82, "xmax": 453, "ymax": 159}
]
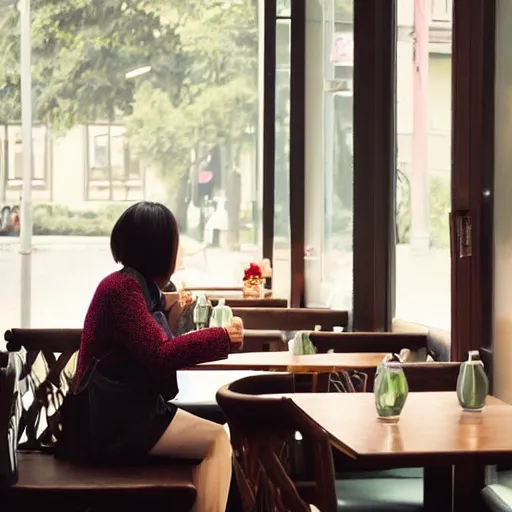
[{"xmin": 19, "ymin": 0, "xmax": 33, "ymax": 327}]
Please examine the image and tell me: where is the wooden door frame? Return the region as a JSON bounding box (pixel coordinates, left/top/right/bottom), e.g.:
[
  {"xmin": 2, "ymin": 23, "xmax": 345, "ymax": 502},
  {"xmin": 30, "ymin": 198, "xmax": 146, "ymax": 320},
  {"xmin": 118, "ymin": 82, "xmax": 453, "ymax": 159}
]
[
  {"xmin": 451, "ymin": 0, "xmax": 495, "ymax": 361},
  {"xmin": 352, "ymin": 0, "xmax": 396, "ymax": 331}
]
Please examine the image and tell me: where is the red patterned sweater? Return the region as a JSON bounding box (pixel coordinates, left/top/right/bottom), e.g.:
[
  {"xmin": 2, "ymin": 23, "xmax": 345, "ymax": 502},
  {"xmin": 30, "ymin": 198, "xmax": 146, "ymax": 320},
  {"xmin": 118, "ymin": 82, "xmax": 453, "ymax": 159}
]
[{"xmin": 76, "ymin": 271, "xmax": 231, "ymax": 394}]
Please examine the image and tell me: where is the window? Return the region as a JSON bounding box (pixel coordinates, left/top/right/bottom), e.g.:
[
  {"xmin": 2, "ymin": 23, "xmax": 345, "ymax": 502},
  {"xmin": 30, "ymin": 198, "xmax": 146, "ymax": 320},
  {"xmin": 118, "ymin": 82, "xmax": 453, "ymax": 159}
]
[
  {"xmin": 394, "ymin": 0, "xmax": 452, "ymax": 330},
  {"xmin": 304, "ymin": 0, "xmax": 354, "ymax": 310},
  {"xmin": 85, "ymin": 124, "xmax": 143, "ymax": 201},
  {"xmin": 274, "ymin": 8, "xmax": 292, "ymax": 301},
  {"xmin": 0, "ymin": 0, "xmax": 264, "ymax": 331},
  {"xmin": 0, "ymin": 124, "xmax": 49, "ymax": 188}
]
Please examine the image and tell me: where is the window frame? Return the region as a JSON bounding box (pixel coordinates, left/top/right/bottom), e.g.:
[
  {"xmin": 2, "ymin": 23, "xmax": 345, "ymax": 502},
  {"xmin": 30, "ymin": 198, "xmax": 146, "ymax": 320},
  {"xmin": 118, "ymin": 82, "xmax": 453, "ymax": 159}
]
[
  {"xmin": 84, "ymin": 123, "xmax": 145, "ymax": 202},
  {"xmin": 1, "ymin": 122, "xmax": 50, "ymax": 192}
]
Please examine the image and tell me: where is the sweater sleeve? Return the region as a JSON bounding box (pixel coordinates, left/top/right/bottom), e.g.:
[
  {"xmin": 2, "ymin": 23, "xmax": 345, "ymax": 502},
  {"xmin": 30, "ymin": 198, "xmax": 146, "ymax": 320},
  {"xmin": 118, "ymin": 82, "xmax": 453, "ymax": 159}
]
[{"xmin": 105, "ymin": 274, "xmax": 230, "ymax": 378}]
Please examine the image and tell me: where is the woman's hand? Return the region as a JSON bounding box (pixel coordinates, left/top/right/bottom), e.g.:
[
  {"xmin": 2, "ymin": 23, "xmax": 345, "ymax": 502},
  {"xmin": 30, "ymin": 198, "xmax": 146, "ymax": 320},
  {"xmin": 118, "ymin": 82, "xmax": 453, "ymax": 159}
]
[
  {"xmin": 178, "ymin": 289, "xmax": 194, "ymax": 308},
  {"xmin": 164, "ymin": 291, "xmax": 194, "ymax": 333},
  {"xmin": 225, "ymin": 316, "xmax": 244, "ymax": 350},
  {"xmin": 163, "ymin": 292, "xmax": 180, "ymax": 312}
]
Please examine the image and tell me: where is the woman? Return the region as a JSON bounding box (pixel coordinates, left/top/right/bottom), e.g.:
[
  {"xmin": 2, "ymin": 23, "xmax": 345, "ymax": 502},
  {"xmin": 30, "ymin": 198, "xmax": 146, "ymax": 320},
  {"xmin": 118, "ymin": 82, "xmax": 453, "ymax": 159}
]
[{"xmin": 76, "ymin": 201, "xmax": 242, "ymax": 512}]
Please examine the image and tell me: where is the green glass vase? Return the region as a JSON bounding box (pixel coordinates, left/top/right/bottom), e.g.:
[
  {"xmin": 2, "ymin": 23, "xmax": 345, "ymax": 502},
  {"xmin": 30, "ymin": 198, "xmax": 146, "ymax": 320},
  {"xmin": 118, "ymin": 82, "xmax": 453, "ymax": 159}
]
[
  {"xmin": 374, "ymin": 354, "xmax": 409, "ymax": 423},
  {"xmin": 457, "ymin": 350, "xmax": 489, "ymax": 412},
  {"xmin": 193, "ymin": 294, "xmax": 211, "ymax": 330},
  {"xmin": 209, "ymin": 298, "xmax": 234, "ymax": 327},
  {"xmin": 292, "ymin": 331, "xmax": 317, "ymax": 355}
]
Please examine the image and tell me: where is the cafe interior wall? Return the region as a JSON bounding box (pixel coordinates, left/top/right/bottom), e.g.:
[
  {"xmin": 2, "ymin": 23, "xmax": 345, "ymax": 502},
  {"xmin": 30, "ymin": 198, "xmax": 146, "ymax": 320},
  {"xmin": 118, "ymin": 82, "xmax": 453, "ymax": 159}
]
[{"xmin": 493, "ymin": 0, "xmax": 512, "ymax": 404}]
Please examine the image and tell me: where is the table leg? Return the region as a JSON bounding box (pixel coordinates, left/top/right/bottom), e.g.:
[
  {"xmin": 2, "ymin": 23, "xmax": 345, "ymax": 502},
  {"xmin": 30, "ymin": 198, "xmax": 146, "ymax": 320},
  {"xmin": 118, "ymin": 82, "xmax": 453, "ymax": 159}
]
[
  {"xmin": 453, "ymin": 463, "xmax": 486, "ymax": 512},
  {"xmin": 424, "ymin": 465, "xmax": 453, "ymax": 512},
  {"xmin": 311, "ymin": 372, "xmax": 319, "ymax": 392}
]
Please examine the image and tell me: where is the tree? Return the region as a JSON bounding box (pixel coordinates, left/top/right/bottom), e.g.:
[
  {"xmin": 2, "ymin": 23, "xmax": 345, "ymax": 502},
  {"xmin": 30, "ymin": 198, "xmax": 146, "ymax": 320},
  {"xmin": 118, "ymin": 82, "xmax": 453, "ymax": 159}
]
[
  {"xmin": 0, "ymin": 0, "xmax": 181, "ymax": 127},
  {"xmin": 335, "ymin": 0, "xmax": 353, "ymax": 21},
  {"xmin": 0, "ymin": 0, "xmax": 259, "ymax": 233},
  {"xmin": 126, "ymin": 0, "xmax": 258, "ymax": 228}
]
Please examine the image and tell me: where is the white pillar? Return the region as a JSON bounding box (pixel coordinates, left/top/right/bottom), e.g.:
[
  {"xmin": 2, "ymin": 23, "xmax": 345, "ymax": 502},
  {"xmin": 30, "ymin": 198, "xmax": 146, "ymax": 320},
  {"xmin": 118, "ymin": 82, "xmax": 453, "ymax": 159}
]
[
  {"xmin": 304, "ymin": 0, "xmax": 325, "ymax": 306},
  {"xmin": 19, "ymin": 0, "xmax": 33, "ymax": 328}
]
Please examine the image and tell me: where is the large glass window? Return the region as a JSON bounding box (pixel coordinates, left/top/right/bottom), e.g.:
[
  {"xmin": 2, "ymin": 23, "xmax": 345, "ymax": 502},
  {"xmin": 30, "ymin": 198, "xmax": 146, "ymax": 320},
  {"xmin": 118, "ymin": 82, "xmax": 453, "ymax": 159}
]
[
  {"xmin": 305, "ymin": 0, "xmax": 354, "ymax": 310},
  {"xmin": 274, "ymin": 8, "xmax": 291, "ymax": 301},
  {"xmin": 394, "ymin": 0, "xmax": 452, "ymax": 330},
  {"xmin": 0, "ymin": 0, "xmax": 264, "ymax": 332}
]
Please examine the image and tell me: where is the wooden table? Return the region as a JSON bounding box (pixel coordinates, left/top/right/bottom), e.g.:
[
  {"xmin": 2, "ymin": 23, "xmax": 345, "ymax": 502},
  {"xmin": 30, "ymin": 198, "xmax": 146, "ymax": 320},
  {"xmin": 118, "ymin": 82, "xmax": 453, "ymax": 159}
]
[
  {"xmin": 288, "ymin": 392, "xmax": 512, "ymax": 512},
  {"xmin": 189, "ymin": 351, "xmax": 386, "ymax": 372}
]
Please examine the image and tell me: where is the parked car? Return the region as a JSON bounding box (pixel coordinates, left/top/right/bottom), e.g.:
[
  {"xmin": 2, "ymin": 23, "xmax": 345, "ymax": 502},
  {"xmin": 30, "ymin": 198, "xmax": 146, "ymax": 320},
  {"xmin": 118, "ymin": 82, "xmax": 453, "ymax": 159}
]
[{"xmin": 0, "ymin": 205, "xmax": 20, "ymax": 236}]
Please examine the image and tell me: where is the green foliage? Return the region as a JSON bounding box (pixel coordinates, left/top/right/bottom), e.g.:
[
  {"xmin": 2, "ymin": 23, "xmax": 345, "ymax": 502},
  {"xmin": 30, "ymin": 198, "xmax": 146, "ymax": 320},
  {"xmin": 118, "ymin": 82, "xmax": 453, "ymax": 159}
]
[
  {"xmin": 395, "ymin": 173, "xmax": 451, "ymax": 249},
  {"xmin": 0, "ymin": 0, "xmax": 259, "ymax": 220},
  {"xmin": 0, "ymin": 0, "xmax": 181, "ymax": 126},
  {"xmin": 335, "ymin": 0, "xmax": 354, "ymax": 21},
  {"xmin": 429, "ymin": 175, "xmax": 450, "ymax": 248},
  {"xmin": 33, "ymin": 203, "xmax": 127, "ymax": 236}
]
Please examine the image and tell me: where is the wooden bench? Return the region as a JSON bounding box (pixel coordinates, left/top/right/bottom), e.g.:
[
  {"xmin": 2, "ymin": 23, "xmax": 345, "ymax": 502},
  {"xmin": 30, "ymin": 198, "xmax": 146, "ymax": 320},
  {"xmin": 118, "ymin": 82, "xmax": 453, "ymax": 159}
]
[
  {"xmin": 210, "ymin": 298, "xmax": 288, "ymax": 308},
  {"xmin": 0, "ymin": 326, "xmax": 287, "ymax": 355},
  {"xmin": 1, "ymin": 330, "xmax": 197, "ymax": 511},
  {"xmin": 309, "ymin": 331, "xmax": 428, "ymax": 355},
  {"xmin": 231, "ymin": 307, "xmax": 349, "ymax": 332}
]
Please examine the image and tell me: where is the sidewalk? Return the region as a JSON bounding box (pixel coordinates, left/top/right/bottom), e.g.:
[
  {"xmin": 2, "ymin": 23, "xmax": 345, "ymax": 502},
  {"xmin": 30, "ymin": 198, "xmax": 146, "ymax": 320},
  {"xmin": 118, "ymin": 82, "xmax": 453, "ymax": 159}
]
[{"xmin": 0, "ymin": 235, "xmax": 109, "ymax": 249}]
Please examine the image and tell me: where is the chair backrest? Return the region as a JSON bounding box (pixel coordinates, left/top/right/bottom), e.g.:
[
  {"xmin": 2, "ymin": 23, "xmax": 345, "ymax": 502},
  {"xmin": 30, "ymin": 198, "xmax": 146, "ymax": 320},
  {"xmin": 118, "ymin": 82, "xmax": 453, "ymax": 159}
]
[
  {"xmin": 348, "ymin": 362, "xmax": 461, "ymax": 392},
  {"xmin": 242, "ymin": 330, "xmax": 288, "ymax": 353},
  {"xmin": 216, "ymin": 374, "xmax": 338, "ymax": 512},
  {"xmin": 310, "ymin": 332, "xmax": 427, "ymax": 354},
  {"xmin": 0, "ymin": 352, "xmax": 22, "ymax": 488},
  {"xmin": 231, "ymin": 308, "xmax": 348, "ymax": 331},
  {"xmin": 5, "ymin": 328, "xmax": 82, "ymax": 353},
  {"xmin": 4, "ymin": 329, "xmax": 79, "ymax": 451}
]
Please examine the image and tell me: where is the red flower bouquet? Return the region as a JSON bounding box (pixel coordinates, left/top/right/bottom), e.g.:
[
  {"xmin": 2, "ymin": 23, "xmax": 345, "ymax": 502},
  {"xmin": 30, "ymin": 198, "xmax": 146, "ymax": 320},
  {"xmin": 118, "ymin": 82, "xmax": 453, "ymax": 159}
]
[
  {"xmin": 243, "ymin": 262, "xmax": 264, "ymax": 299},
  {"xmin": 244, "ymin": 262, "xmax": 263, "ymax": 282}
]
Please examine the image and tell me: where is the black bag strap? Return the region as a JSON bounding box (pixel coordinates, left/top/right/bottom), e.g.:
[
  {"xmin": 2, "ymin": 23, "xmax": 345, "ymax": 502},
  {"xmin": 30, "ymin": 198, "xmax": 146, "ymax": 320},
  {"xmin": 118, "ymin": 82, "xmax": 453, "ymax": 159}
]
[{"xmin": 75, "ymin": 348, "xmax": 115, "ymax": 393}]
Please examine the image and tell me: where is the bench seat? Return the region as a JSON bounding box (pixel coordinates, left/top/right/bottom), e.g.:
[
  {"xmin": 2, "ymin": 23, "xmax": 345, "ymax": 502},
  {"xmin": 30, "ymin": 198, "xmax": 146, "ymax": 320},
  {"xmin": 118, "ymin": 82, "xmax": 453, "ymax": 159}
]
[
  {"xmin": 12, "ymin": 452, "xmax": 197, "ymax": 493},
  {"xmin": 3, "ymin": 452, "xmax": 197, "ymax": 511}
]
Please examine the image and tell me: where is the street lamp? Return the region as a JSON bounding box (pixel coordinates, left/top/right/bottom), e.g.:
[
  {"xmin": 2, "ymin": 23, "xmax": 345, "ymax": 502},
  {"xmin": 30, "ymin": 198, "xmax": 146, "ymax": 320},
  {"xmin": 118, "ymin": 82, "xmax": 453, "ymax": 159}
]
[{"xmin": 125, "ymin": 66, "xmax": 151, "ymax": 79}]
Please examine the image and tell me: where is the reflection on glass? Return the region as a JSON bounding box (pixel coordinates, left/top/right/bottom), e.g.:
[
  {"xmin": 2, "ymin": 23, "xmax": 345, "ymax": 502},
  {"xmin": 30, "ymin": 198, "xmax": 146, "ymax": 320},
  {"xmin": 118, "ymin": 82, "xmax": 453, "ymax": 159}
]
[
  {"xmin": 274, "ymin": 19, "xmax": 291, "ymax": 301},
  {"xmin": 277, "ymin": 0, "xmax": 291, "ymax": 17},
  {"xmin": 0, "ymin": 0, "xmax": 263, "ymax": 331},
  {"xmin": 305, "ymin": 0, "xmax": 353, "ymax": 309},
  {"xmin": 394, "ymin": 0, "xmax": 452, "ymax": 330}
]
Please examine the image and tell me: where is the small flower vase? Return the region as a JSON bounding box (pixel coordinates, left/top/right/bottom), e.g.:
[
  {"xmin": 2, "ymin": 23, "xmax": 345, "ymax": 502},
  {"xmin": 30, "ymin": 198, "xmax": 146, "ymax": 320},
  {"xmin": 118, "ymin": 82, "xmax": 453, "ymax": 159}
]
[
  {"xmin": 292, "ymin": 331, "xmax": 317, "ymax": 355},
  {"xmin": 374, "ymin": 354, "xmax": 409, "ymax": 423},
  {"xmin": 243, "ymin": 278, "xmax": 264, "ymax": 299},
  {"xmin": 209, "ymin": 298, "xmax": 234, "ymax": 327}
]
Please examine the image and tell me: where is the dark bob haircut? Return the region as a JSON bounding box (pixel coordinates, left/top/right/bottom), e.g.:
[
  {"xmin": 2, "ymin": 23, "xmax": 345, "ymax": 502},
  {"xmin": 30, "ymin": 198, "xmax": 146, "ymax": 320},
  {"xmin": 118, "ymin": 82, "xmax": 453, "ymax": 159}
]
[{"xmin": 110, "ymin": 201, "xmax": 179, "ymax": 280}]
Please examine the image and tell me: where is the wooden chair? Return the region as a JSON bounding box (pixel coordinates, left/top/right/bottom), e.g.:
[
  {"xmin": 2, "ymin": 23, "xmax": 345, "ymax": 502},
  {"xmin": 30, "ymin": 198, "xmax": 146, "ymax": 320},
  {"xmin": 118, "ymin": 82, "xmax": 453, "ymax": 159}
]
[
  {"xmin": 216, "ymin": 373, "xmax": 424, "ymax": 512},
  {"xmin": 231, "ymin": 308, "xmax": 349, "ymax": 332},
  {"xmin": 2, "ymin": 330, "xmax": 197, "ymax": 512}
]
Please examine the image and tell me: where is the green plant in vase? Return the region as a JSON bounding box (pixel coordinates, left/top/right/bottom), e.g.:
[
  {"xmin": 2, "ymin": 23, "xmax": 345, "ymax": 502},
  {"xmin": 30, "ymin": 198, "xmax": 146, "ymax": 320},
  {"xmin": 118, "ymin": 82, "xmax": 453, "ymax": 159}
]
[{"xmin": 374, "ymin": 354, "xmax": 409, "ymax": 423}]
